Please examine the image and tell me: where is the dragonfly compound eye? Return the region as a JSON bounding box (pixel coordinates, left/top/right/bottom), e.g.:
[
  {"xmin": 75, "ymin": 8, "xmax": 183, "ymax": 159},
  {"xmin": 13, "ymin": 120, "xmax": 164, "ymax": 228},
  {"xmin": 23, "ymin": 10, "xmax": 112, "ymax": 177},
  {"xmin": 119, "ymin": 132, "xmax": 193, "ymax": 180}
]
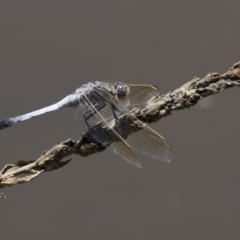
[{"xmin": 115, "ymin": 82, "xmax": 130, "ymax": 99}]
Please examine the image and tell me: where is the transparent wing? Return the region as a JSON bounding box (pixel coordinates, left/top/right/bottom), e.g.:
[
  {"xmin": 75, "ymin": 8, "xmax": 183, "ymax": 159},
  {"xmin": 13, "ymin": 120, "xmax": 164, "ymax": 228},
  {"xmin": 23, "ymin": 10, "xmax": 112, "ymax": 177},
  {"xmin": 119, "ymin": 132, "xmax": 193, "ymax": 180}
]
[
  {"xmin": 75, "ymin": 92, "xmax": 142, "ymax": 168},
  {"xmin": 75, "ymin": 83, "xmax": 172, "ymax": 167},
  {"xmin": 123, "ymin": 84, "xmax": 172, "ymax": 162},
  {"xmin": 127, "ymin": 84, "xmax": 159, "ymax": 106},
  {"xmin": 127, "ymin": 124, "xmax": 173, "ymax": 162}
]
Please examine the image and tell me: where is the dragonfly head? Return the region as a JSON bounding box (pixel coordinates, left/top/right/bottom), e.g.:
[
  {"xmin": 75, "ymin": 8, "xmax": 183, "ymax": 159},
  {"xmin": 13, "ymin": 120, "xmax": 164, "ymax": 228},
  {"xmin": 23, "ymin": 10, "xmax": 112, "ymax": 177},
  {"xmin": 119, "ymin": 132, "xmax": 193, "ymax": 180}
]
[{"xmin": 114, "ymin": 82, "xmax": 130, "ymax": 100}]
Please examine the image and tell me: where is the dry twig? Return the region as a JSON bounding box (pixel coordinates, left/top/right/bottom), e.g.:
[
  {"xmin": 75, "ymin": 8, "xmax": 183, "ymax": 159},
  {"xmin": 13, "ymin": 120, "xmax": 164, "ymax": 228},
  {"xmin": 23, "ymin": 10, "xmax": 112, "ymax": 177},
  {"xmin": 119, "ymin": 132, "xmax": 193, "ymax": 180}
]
[{"xmin": 1, "ymin": 61, "xmax": 240, "ymax": 198}]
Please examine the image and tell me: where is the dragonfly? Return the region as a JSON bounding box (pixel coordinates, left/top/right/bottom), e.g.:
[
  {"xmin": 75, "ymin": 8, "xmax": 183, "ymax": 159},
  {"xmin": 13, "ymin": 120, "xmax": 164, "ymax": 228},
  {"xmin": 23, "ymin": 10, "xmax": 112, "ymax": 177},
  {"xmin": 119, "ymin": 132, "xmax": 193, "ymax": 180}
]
[{"xmin": 0, "ymin": 81, "xmax": 172, "ymax": 168}]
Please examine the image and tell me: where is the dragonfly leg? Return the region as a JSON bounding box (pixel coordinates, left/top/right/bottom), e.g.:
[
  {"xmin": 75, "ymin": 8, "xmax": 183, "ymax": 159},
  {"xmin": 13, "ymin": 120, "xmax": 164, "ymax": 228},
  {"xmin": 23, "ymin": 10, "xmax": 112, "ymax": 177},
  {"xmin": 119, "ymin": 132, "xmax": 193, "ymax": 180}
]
[
  {"xmin": 110, "ymin": 104, "xmax": 119, "ymax": 120},
  {"xmin": 83, "ymin": 111, "xmax": 91, "ymax": 129}
]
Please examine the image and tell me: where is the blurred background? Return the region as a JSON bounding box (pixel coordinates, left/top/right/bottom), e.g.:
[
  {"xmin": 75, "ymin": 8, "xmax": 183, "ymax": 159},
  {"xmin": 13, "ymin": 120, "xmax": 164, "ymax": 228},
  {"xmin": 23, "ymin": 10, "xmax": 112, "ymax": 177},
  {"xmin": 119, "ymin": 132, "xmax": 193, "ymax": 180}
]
[{"xmin": 0, "ymin": 1, "xmax": 240, "ymax": 239}]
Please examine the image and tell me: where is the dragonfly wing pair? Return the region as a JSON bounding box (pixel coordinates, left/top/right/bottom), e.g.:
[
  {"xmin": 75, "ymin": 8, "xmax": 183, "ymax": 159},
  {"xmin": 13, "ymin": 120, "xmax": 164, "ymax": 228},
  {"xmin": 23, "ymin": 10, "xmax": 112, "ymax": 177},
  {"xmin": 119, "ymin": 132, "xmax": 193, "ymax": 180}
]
[
  {"xmin": 75, "ymin": 88, "xmax": 141, "ymax": 168},
  {"xmin": 75, "ymin": 83, "xmax": 172, "ymax": 168}
]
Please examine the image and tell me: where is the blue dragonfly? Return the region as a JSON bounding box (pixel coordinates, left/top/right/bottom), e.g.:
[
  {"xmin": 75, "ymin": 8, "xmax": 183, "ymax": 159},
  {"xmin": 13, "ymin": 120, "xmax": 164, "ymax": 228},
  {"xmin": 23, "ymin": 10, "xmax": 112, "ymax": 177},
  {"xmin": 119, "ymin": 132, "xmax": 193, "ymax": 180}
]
[{"xmin": 0, "ymin": 81, "xmax": 172, "ymax": 168}]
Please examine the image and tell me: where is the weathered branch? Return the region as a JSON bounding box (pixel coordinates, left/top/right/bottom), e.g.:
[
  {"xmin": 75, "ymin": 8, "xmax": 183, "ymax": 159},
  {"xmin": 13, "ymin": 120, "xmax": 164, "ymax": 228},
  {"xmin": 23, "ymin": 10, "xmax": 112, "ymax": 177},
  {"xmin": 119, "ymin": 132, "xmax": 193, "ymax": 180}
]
[{"xmin": 1, "ymin": 61, "xmax": 240, "ymax": 198}]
